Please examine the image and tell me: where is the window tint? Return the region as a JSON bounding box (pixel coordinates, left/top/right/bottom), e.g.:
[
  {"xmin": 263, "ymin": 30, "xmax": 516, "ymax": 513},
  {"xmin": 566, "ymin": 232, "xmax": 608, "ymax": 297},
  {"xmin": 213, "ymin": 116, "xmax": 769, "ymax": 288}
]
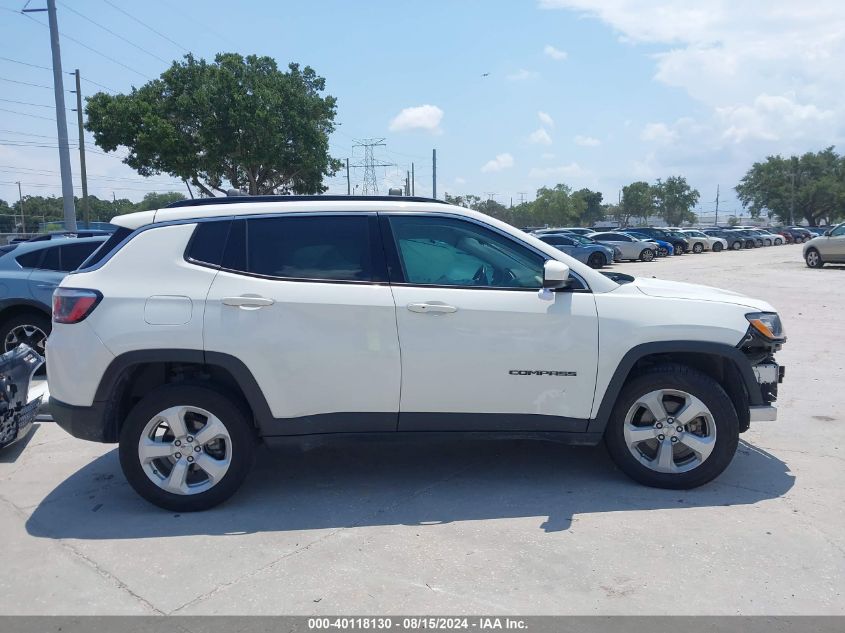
[
  {"xmin": 60, "ymin": 242, "xmax": 102, "ymax": 271},
  {"xmin": 15, "ymin": 250, "xmax": 42, "ymax": 269},
  {"xmin": 542, "ymin": 236, "xmax": 574, "ymax": 246},
  {"xmin": 186, "ymin": 220, "xmax": 231, "ymax": 266},
  {"xmin": 388, "ymin": 216, "xmax": 544, "ymax": 289},
  {"xmin": 831, "ymin": 224, "xmax": 845, "ymax": 237},
  {"xmin": 223, "ymin": 215, "xmax": 374, "ymax": 282},
  {"xmin": 80, "ymin": 226, "xmax": 132, "ymax": 269},
  {"xmin": 40, "ymin": 245, "xmax": 61, "ymax": 271}
]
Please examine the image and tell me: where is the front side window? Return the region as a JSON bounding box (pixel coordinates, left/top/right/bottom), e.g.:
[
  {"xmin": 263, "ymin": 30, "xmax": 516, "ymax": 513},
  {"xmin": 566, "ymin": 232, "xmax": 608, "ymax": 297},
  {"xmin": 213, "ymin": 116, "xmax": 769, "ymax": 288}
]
[
  {"xmin": 388, "ymin": 216, "xmax": 544, "ymax": 289},
  {"xmin": 222, "ymin": 215, "xmax": 376, "ymax": 282},
  {"xmin": 830, "ymin": 224, "xmax": 845, "ymax": 237}
]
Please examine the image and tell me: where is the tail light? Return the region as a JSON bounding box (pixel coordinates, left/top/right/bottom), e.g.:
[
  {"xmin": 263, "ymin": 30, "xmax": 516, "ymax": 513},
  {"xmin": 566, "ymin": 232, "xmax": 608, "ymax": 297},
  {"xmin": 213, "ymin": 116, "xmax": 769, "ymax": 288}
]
[{"xmin": 53, "ymin": 288, "xmax": 103, "ymax": 324}]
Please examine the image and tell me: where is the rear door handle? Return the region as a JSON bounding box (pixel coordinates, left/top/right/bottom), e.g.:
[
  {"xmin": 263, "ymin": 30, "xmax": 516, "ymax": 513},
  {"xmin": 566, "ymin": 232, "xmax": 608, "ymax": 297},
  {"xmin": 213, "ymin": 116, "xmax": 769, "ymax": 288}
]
[
  {"xmin": 37, "ymin": 283, "xmax": 58, "ymax": 289},
  {"xmin": 222, "ymin": 296, "xmax": 275, "ymax": 308},
  {"xmin": 407, "ymin": 302, "xmax": 458, "ymax": 314}
]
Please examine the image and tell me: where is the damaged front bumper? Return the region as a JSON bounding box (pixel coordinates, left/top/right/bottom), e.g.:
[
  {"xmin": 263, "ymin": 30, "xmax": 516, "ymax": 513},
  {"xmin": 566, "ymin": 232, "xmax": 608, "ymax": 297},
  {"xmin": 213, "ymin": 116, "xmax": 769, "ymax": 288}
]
[{"xmin": 0, "ymin": 345, "xmax": 45, "ymax": 450}]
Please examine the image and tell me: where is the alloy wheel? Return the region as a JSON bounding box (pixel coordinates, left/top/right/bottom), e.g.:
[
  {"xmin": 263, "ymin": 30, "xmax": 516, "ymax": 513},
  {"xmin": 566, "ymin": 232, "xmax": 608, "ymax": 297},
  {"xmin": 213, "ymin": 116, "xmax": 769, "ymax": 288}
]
[
  {"xmin": 4, "ymin": 324, "xmax": 47, "ymax": 355},
  {"xmin": 138, "ymin": 406, "xmax": 232, "ymax": 495},
  {"xmin": 806, "ymin": 250, "xmax": 821, "ymax": 268},
  {"xmin": 623, "ymin": 389, "xmax": 717, "ymax": 474}
]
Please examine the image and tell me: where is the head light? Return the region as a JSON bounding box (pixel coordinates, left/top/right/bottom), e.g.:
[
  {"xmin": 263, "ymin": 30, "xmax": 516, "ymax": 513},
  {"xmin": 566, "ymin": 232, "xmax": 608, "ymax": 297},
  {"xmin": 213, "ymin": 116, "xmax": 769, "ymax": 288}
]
[{"xmin": 746, "ymin": 312, "xmax": 785, "ymax": 340}]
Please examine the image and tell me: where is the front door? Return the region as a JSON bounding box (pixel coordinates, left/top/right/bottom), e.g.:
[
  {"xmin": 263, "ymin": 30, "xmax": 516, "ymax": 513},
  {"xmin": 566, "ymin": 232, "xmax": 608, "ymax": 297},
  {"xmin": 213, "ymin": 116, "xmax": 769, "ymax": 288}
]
[
  {"xmin": 203, "ymin": 214, "xmax": 401, "ymax": 434},
  {"xmin": 383, "ymin": 214, "xmax": 599, "ymax": 432}
]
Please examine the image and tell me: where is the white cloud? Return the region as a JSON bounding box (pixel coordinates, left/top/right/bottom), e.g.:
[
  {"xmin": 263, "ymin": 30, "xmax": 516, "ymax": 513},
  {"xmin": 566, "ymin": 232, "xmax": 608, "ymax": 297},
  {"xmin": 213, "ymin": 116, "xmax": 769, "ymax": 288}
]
[
  {"xmin": 481, "ymin": 153, "xmax": 515, "ymax": 172},
  {"xmin": 717, "ymin": 93, "xmax": 834, "ymax": 143},
  {"xmin": 528, "ymin": 128, "xmax": 553, "ymax": 145},
  {"xmin": 543, "ymin": 44, "xmax": 568, "ymax": 60},
  {"xmin": 529, "ymin": 162, "xmax": 588, "ymax": 179},
  {"xmin": 640, "ymin": 122, "xmax": 678, "ymax": 144},
  {"xmin": 454, "ymin": 176, "xmax": 467, "ymax": 184},
  {"xmin": 574, "ymin": 135, "xmax": 601, "ymax": 146},
  {"xmin": 538, "ymin": 111, "xmax": 555, "ymax": 128},
  {"xmin": 507, "ymin": 69, "xmax": 539, "ymax": 81},
  {"xmin": 388, "ymin": 104, "xmax": 444, "ymax": 134},
  {"xmin": 541, "ymin": 152, "xmax": 556, "ymax": 160}
]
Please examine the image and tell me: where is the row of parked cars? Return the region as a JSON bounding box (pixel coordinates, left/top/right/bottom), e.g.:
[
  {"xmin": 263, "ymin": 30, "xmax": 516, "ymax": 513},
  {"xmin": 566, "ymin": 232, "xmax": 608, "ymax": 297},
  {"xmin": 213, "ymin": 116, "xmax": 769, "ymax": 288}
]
[{"xmin": 529, "ymin": 224, "xmax": 827, "ymax": 268}]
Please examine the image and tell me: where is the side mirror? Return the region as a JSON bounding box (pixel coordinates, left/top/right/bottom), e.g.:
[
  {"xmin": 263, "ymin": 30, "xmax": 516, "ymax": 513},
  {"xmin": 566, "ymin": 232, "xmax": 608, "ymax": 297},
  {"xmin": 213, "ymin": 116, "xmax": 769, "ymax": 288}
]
[
  {"xmin": 543, "ymin": 260, "xmax": 570, "ymax": 289},
  {"xmin": 824, "ymin": 230, "xmax": 831, "ymax": 237}
]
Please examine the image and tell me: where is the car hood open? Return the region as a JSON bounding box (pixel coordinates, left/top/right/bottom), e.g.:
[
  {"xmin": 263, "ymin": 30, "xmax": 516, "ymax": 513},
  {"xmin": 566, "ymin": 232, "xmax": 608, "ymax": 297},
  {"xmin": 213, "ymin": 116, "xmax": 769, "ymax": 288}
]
[{"xmin": 630, "ymin": 276, "xmax": 776, "ymax": 312}]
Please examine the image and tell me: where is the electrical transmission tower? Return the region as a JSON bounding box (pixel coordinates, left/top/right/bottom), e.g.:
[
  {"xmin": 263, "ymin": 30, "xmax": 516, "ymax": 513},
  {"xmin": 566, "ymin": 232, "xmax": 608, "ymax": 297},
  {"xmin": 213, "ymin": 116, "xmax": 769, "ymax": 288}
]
[{"xmin": 351, "ymin": 138, "xmax": 395, "ymax": 195}]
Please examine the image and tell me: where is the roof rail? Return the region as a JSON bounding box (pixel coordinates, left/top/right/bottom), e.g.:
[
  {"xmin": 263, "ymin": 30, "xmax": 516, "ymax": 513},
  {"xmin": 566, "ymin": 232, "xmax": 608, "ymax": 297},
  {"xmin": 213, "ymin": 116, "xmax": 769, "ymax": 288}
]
[{"xmin": 165, "ymin": 195, "xmax": 449, "ymax": 209}]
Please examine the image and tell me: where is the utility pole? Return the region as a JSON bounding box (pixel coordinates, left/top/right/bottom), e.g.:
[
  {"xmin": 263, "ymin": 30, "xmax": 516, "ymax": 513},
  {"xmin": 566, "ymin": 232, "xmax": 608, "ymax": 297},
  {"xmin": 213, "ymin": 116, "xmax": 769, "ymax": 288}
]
[
  {"xmin": 351, "ymin": 139, "xmax": 394, "ymax": 195},
  {"xmin": 16, "ymin": 181, "xmax": 26, "ymax": 234},
  {"xmin": 72, "ymin": 69, "xmax": 90, "ymax": 228},
  {"xmin": 790, "ymin": 170, "xmax": 796, "ymax": 225},
  {"xmin": 346, "ymin": 158, "xmax": 351, "ymax": 195},
  {"xmin": 432, "ymin": 149, "xmax": 437, "ymax": 199},
  {"xmin": 714, "ymin": 184, "xmax": 720, "ymax": 227},
  {"xmin": 411, "ymin": 163, "xmax": 415, "ymax": 196},
  {"xmin": 518, "ymin": 192, "xmax": 527, "ymax": 205},
  {"xmin": 405, "ymin": 170, "xmax": 410, "ymax": 196},
  {"xmin": 25, "ymin": 0, "xmax": 77, "ymax": 231}
]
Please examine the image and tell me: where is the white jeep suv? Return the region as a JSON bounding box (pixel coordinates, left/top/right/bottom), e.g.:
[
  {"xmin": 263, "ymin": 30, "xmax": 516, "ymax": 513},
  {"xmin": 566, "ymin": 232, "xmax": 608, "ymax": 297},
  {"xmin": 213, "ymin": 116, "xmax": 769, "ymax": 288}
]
[{"xmin": 47, "ymin": 196, "xmax": 786, "ymax": 511}]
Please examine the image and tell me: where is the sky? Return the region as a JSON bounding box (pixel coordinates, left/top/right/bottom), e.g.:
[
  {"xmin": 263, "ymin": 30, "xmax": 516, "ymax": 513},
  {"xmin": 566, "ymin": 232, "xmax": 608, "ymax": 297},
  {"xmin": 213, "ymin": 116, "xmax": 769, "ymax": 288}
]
[{"xmin": 1, "ymin": 0, "xmax": 844, "ymax": 220}]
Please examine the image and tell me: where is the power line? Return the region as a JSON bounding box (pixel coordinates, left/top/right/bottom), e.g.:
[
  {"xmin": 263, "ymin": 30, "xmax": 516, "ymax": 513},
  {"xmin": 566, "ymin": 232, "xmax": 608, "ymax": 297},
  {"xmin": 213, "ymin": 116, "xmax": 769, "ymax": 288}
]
[
  {"xmin": 0, "ymin": 76, "xmax": 53, "ymax": 90},
  {"xmin": 19, "ymin": 11, "xmax": 153, "ymax": 80},
  {"xmin": 80, "ymin": 76, "xmax": 116, "ymax": 93},
  {"xmin": 102, "ymin": 0, "xmax": 189, "ymax": 53},
  {"xmin": 0, "ymin": 55, "xmax": 52, "ymax": 72},
  {"xmin": 0, "ymin": 107, "xmax": 56, "ymax": 121},
  {"xmin": 57, "ymin": 2, "xmax": 170, "ymax": 64},
  {"xmin": 0, "ymin": 97, "xmax": 64, "ymax": 109}
]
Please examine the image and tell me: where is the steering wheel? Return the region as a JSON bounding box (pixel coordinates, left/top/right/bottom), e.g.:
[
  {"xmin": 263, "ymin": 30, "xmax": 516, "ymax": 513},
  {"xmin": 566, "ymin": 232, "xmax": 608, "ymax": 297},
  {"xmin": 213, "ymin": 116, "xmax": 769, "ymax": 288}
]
[
  {"xmin": 472, "ymin": 264, "xmax": 491, "ymax": 286},
  {"xmin": 491, "ymin": 267, "xmax": 516, "ymax": 286}
]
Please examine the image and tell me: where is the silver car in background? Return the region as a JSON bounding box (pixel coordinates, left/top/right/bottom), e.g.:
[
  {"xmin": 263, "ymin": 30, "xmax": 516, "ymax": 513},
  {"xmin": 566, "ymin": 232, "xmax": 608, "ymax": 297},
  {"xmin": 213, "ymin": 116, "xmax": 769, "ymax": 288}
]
[
  {"xmin": 537, "ymin": 232, "xmax": 616, "ymax": 268},
  {"xmin": 586, "ymin": 231, "xmax": 658, "ymax": 262}
]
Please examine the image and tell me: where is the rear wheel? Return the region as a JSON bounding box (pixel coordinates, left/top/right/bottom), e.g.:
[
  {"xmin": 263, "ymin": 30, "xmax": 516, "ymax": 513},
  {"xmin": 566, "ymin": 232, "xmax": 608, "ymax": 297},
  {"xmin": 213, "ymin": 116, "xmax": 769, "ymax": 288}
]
[
  {"xmin": 587, "ymin": 251, "xmax": 607, "ymax": 268},
  {"xmin": 731, "ymin": 241, "xmax": 742, "ymax": 250},
  {"xmin": 692, "ymin": 242, "xmax": 704, "ymax": 254},
  {"xmin": 805, "ymin": 248, "xmax": 823, "ymax": 268},
  {"xmin": 119, "ymin": 384, "xmax": 256, "ymax": 511},
  {"xmin": 639, "ymin": 248, "xmax": 655, "ymax": 262},
  {"xmin": 0, "ymin": 311, "xmax": 49, "ymax": 376},
  {"xmin": 604, "ymin": 365, "xmax": 739, "ymax": 489}
]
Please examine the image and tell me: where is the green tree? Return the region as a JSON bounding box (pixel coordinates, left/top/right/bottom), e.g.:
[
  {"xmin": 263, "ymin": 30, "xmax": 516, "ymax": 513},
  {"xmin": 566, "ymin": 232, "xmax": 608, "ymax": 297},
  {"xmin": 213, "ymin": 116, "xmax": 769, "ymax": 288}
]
[
  {"xmin": 652, "ymin": 176, "xmax": 700, "ymax": 226},
  {"xmin": 137, "ymin": 192, "xmax": 186, "ymax": 210},
  {"xmin": 572, "ymin": 188, "xmax": 604, "ymax": 226},
  {"xmin": 86, "ymin": 53, "xmax": 340, "ymax": 197},
  {"xmin": 531, "ymin": 184, "xmax": 584, "ymax": 227},
  {"xmin": 621, "ymin": 181, "xmax": 653, "ymax": 226},
  {"xmin": 735, "ymin": 147, "xmax": 845, "ymax": 225}
]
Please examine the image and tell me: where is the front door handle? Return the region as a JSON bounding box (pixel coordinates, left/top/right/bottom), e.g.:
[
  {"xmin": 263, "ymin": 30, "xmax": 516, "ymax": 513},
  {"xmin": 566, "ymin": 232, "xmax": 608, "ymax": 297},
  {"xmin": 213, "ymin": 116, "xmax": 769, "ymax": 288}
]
[
  {"xmin": 222, "ymin": 296, "xmax": 275, "ymax": 308},
  {"xmin": 407, "ymin": 302, "xmax": 458, "ymax": 314}
]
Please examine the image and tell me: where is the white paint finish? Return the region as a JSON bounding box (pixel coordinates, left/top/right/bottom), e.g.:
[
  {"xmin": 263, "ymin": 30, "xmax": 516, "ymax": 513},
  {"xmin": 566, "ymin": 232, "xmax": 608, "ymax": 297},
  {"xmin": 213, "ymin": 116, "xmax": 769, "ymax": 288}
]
[
  {"xmin": 45, "ymin": 320, "xmax": 114, "ymax": 407},
  {"xmin": 143, "ymin": 295, "xmax": 193, "ymax": 326},
  {"xmin": 204, "ymin": 271, "xmax": 401, "ymax": 418},
  {"xmin": 391, "ymin": 285, "xmax": 599, "ymax": 419}
]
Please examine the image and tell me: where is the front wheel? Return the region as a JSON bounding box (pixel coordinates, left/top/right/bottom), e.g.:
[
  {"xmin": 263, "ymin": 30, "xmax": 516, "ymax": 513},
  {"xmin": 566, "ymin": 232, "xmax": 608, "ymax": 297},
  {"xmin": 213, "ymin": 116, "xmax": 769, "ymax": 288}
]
[
  {"xmin": 587, "ymin": 251, "xmax": 607, "ymax": 268},
  {"xmin": 640, "ymin": 248, "xmax": 655, "ymax": 262},
  {"xmin": 712, "ymin": 242, "xmax": 723, "ymax": 253},
  {"xmin": 604, "ymin": 365, "xmax": 739, "ymax": 489},
  {"xmin": 119, "ymin": 384, "xmax": 256, "ymax": 511},
  {"xmin": 774, "ymin": 238, "xmax": 783, "ymax": 245},
  {"xmin": 805, "ymin": 248, "xmax": 823, "ymax": 268}
]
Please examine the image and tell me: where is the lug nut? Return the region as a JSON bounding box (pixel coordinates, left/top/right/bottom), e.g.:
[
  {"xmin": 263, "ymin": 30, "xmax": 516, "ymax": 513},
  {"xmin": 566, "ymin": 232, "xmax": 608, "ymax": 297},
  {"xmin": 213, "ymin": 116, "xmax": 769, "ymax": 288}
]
[
  {"xmin": 676, "ymin": 426, "xmax": 683, "ymax": 432},
  {"xmin": 174, "ymin": 440, "xmax": 181, "ymax": 447},
  {"xmin": 194, "ymin": 446, "xmax": 201, "ymax": 452},
  {"xmin": 174, "ymin": 452, "xmax": 182, "ymax": 459},
  {"xmin": 667, "ymin": 417, "xmax": 674, "ymax": 424},
  {"xmin": 671, "ymin": 437, "xmax": 678, "ymax": 443},
  {"xmin": 658, "ymin": 434, "xmax": 665, "ymax": 441},
  {"xmin": 187, "ymin": 436, "xmax": 194, "ymax": 443},
  {"xmin": 187, "ymin": 456, "xmax": 194, "ymax": 463},
  {"xmin": 656, "ymin": 422, "xmax": 663, "ymax": 429}
]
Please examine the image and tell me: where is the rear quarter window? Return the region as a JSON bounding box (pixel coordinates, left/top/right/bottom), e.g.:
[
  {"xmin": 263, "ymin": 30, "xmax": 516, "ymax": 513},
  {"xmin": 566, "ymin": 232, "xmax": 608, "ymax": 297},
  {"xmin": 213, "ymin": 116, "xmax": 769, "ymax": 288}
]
[{"xmin": 79, "ymin": 227, "xmax": 133, "ymax": 270}]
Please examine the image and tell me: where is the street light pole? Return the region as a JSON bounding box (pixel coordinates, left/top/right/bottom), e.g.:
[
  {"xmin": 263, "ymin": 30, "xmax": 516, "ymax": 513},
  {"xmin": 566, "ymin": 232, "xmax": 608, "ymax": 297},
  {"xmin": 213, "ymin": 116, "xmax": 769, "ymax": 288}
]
[{"xmin": 16, "ymin": 181, "xmax": 26, "ymax": 234}]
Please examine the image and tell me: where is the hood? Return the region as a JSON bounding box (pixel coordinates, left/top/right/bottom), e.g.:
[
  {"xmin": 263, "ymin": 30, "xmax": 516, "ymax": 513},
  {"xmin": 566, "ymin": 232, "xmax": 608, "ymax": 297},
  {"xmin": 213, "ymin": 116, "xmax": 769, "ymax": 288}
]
[{"xmin": 630, "ymin": 276, "xmax": 776, "ymax": 312}]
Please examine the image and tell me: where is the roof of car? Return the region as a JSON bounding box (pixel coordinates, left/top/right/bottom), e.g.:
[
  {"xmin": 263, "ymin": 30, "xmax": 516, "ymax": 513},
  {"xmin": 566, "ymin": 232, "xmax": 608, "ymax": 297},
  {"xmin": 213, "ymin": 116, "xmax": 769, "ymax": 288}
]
[{"xmin": 111, "ymin": 195, "xmax": 456, "ymax": 230}]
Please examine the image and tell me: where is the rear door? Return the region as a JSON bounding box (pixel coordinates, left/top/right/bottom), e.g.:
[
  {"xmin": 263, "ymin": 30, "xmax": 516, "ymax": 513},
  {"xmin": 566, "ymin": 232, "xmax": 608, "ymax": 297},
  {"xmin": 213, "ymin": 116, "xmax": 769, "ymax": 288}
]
[{"xmin": 202, "ymin": 213, "xmax": 401, "ymax": 434}]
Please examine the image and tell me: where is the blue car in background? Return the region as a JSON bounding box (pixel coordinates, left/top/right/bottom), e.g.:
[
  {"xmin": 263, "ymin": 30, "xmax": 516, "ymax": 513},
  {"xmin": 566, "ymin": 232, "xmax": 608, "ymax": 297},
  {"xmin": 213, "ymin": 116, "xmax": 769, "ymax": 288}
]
[
  {"xmin": 0, "ymin": 236, "xmax": 107, "ymax": 356},
  {"xmin": 624, "ymin": 231, "xmax": 674, "ymax": 257},
  {"xmin": 537, "ymin": 232, "xmax": 616, "ymax": 268}
]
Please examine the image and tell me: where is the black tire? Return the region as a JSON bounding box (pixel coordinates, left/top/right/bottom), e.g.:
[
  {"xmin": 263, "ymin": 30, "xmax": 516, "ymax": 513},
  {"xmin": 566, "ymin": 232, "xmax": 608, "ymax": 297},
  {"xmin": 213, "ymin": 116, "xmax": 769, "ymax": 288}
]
[
  {"xmin": 604, "ymin": 364, "xmax": 740, "ymax": 489},
  {"xmin": 712, "ymin": 242, "xmax": 723, "ymax": 253},
  {"xmin": 587, "ymin": 251, "xmax": 607, "ymax": 268},
  {"xmin": 692, "ymin": 242, "xmax": 704, "ymax": 254},
  {"xmin": 774, "ymin": 238, "xmax": 783, "ymax": 245},
  {"xmin": 119, "ymin": 384, "xmax": 256, "ymax": 511},
  {"xmin": 731, "ymin": 240, "xmax": 742, "ymax": 250},
  {"xmin": 0, "ymin": 310, "xmax": 50, "ymax": 357},
  {"xmin": 639, "ymin": 248, "xmax": 655, "ymax": 262},
  {"xmin": 764, "ymin": 239, "xmax": 772, "ymax": 247},
  {"xmin": 805, "ymin": 247, "xmax": 824, "ymax": 268}
]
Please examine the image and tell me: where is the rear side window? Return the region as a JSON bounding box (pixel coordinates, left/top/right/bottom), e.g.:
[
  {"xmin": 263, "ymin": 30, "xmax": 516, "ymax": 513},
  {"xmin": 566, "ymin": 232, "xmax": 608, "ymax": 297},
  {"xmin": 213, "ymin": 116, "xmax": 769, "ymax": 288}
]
[
  {"xmin": 185, "ymin": 220, "xmax": 232, "ymax": 266},
  {"xmin": 222, "ymin": 215, "xmax": 377, "ymax": 282},
  {"xmin": 60, "ymin": 242, "xmax": 103, "ymax": 271},
  {"xmin": 15, "ymin": 250, "xmax": 43, "ymax": 269},
  {"xmin": 80, "ymin": 227, "xmax": 132, "ymax": 270},
  {"xmin": 40, "ymin": 246, "xmax": 61, "ymax": 271}
]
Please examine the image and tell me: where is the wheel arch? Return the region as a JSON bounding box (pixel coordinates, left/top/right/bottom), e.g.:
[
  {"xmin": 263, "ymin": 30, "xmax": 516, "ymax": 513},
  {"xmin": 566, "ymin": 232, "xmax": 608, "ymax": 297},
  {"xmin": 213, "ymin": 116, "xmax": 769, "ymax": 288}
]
[
  {"xmin": 0, "ymin": 300, "xmax": 52, "ymax": 325},
  {"xmin": 93, "ymin": 349, "xmax": 274, "ymax": 443},
  {"xmin": 588, "ymin": 341, "xmax": 759, "ymax": 435}
]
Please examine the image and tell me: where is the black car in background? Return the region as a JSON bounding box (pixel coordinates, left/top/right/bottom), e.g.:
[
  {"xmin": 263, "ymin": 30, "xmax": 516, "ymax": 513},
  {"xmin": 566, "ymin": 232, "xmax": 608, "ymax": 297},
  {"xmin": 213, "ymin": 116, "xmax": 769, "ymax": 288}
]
[
  {"xmin": 615, "ymin": 226, "xmax": 688, "ymax": 255},
  {"xmin": 702, "ymin": 229, "xmax": 745, "ymax": 250}
]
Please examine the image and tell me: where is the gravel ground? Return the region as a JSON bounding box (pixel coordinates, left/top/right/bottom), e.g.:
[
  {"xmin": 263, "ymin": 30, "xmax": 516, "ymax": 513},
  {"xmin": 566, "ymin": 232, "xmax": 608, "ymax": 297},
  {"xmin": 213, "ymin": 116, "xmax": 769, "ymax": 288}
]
[{"xmin": 0, "ymin": 242, "xmax": 842, "ymax": 615}]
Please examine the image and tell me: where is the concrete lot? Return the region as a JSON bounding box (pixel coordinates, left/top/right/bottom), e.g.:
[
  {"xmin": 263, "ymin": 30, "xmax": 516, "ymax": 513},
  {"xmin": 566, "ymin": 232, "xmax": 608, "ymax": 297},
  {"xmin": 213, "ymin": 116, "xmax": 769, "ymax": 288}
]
[{"xmin": 0, "ymin": 243, "xmax": 843, "ymax": 615}]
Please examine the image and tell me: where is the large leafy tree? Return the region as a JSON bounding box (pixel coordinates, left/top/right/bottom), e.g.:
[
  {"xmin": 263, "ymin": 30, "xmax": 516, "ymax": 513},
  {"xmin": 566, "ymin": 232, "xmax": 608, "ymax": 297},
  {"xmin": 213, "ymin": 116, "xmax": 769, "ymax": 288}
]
[
  {"xmin": 621, "ymin": 181, "xmax": 653, "ymax": 226},
  {"xmin": 572, "ymin": 188, "xmax": 604, "ymax": 226},
  {"xmin": 86, "ymin": 53, "xmax": 340, "ymax": 197},
  {"xmin": 652, "ymin": 176, "xmax": 699, "ymax": 226},
  {"xmin": 735, "ymin": 147, "xmax": 845, "ymax": 225}
]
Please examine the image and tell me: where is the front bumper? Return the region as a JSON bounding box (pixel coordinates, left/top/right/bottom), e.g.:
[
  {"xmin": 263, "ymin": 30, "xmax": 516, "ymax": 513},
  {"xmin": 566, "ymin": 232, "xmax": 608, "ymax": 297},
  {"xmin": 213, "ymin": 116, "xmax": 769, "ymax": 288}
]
[
  {"xmin": 748, "ymin": 362, "xmax": 784, "ymax": 422},
  {"xmin": 0, "ymin": 345, "xmax": 45, "ymax": 450},
  {"xmin": 750, "ymin": 404, "xmax": 778, "ymax": 422}
]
